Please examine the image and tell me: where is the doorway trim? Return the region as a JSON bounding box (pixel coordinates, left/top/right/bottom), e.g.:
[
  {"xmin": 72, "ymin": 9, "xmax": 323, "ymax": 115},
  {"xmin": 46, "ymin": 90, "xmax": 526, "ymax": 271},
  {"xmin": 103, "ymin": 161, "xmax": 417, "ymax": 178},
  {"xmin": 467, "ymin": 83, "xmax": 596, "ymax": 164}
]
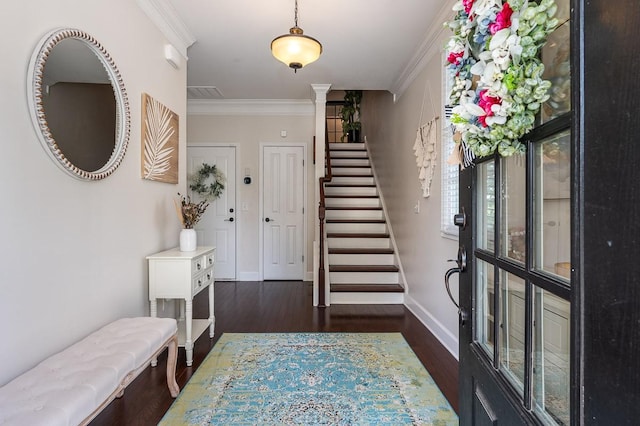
[
  {"xmin": 259, "ymin": 142, "xmax": 308, "ymax": 281},
  {"xmin": 187, "ymin": 142, "xmax": 240, "ymax": 280}
]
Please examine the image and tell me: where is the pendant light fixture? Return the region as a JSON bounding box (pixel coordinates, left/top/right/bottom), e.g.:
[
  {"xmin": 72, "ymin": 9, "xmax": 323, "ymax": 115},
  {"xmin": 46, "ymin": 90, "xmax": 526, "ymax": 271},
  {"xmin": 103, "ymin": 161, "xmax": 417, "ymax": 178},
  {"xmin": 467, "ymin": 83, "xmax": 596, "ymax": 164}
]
[{"xmin": 271, "ymin": 0, "xmax": 322, "ymax": 72}]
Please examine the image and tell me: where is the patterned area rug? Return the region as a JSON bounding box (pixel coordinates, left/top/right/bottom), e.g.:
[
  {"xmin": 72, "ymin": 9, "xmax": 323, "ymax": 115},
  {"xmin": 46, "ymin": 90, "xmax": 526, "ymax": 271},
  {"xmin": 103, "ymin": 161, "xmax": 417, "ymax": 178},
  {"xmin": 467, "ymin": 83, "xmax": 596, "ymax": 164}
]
[{"xmin": 160, "ymin": 333, "xmax": 458, "ymax": 425}]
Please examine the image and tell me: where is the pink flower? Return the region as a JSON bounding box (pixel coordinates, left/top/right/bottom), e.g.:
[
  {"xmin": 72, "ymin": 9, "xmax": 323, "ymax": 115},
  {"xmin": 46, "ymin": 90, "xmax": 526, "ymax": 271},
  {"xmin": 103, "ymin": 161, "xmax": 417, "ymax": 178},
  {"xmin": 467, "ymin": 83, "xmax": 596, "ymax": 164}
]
[
  {"xmin": 447, "ymin": 51, "xmax": 464, "ymax": 65},
  {"xmin": 489, "ymin": 2, "xmax": 513, "ymax": 35},
  {"xmin": 477, "ymin": 90, "xmax": 501, "ymax": 127},
  {"xmin": 463, "ymin": 0, "xmax": 475, "ymax": 15}
]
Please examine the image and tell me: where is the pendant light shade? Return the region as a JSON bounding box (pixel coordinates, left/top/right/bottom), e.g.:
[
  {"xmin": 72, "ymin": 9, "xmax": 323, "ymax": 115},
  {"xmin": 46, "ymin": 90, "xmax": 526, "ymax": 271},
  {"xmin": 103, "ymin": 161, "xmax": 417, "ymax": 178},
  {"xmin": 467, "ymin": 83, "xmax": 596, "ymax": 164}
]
[{"xmin": 271, "ymin": 0, "xmax": 322, "ymax": 71}]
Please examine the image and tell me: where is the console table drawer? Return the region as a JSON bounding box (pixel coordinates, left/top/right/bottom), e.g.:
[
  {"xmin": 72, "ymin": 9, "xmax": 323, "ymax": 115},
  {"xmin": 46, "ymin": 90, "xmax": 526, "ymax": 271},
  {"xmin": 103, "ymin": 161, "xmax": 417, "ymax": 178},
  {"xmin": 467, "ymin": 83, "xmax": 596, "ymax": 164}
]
[{"xmin": 193, "ymin": 268, "xmax": 213, "ymax": 295}]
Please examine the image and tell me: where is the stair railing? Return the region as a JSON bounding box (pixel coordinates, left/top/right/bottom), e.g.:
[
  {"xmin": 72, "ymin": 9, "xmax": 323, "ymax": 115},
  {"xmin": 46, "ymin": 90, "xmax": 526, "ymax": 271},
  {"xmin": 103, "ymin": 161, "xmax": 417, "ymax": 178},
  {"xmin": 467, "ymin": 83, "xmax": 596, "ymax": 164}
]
[{"xmin": 318, "ymin": 128, "xmax": 332, "ymax": 307}]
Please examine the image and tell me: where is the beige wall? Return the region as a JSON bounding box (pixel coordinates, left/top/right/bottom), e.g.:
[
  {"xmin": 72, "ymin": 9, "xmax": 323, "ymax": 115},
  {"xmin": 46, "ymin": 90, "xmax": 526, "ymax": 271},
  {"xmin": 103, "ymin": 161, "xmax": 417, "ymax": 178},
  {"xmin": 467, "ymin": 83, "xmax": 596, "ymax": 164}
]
[
  {"xmin": 187, "ymin": 114, "xmax": 315, "ymax": 279},
  {"xmin": 0, "ymin": 1, "xmax": 187, "ymax": 384},
  {"xmin": 361, "ymin": 48, "xmax": 460, "ymax": 356}
]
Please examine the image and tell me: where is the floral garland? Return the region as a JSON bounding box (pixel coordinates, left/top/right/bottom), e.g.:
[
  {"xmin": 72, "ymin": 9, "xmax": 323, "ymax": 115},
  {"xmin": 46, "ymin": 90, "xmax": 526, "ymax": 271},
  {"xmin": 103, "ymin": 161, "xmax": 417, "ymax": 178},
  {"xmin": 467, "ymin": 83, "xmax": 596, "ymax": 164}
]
[
  {"xmin": 189, "ymin": 163, "xmax": 226, "ymax": 201},
  {"xmin": 445, "ymin": 0, "xmax": 558, "ymax": 161}
]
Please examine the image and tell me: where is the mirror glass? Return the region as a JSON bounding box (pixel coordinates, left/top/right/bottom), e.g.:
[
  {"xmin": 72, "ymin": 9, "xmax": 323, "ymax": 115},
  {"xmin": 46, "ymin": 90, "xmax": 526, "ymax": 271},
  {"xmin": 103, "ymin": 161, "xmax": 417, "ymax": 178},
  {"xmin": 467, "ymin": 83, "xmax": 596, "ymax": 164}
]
[{"xmin": 28, "ymin": 29, "xmax": 130, "ymax": 180}]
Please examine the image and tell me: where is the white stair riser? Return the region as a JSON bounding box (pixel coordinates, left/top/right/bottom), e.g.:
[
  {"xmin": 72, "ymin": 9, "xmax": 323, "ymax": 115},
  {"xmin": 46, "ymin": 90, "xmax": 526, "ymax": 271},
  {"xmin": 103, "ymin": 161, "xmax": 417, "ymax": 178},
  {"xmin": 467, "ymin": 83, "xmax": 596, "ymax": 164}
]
[
  {"xmin": 325, "ymin": 210, "xmax": 384, "ymax": 220},
  {"xmin": 328, "ymin": 237, "xmax": 390, "ymax": 248},
  {"xmin": 330, "ymin": 158, "xmax": 370, "ymax": 167},
  {"xmin": 325, "ymin": 198, "xmax": 380, "ymax": 208},
  {"xmin": 324, "ymin": 186, "xmax": 378, "ymax": 196},
  {"xmin": 330, "ymin": 271, "xmax": 399, "ymax": 284},
  {"xmin": 330, "ymin": 292, "xmax": 404, "ymax": 304},
  {"xmin": 332, "ymin": 167, "xmax": 372, "ymax": 175},
  {"xmin": 330, "ymin": 151, "xmax": 368, "ymax": 159},
  {"xmin": 326, "ymin": 222, "xmax": 387, "ymax": 233},
  {"xmin": 329, "ymin": 253, "xmax": 395, "ymax": 265},
  {"xmin": 329, "ymin": 176, "xmax": 375, "ymax": 185},
  {"xmin": 330, "ymin": 143, "xmax": 365, "ymax": 150}
]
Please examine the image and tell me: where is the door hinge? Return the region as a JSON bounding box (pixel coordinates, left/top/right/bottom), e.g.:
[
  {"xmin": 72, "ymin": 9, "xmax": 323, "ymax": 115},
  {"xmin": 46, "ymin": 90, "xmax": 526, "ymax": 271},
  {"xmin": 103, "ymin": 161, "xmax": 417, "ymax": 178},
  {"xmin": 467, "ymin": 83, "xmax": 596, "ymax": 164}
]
[
  {"xmin": 302, "ymin": 255, "xmax": 305, "ymax": 262},
  {"xmin": 302, "ymin": 207, "xmax": 304, "ymax": 214}
]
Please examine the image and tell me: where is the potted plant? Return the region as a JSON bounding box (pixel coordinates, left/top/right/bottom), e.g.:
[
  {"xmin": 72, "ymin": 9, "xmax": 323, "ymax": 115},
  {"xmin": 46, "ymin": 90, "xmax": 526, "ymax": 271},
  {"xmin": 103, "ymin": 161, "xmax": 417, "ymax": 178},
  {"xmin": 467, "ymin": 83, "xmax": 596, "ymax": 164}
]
[
  {"xmin": 174, "ymin": 193, "xmax": 209, "ymax": 251},
  {"xmin": 340, "ymin": 90, "xmax": 362, "ymax": 142}
]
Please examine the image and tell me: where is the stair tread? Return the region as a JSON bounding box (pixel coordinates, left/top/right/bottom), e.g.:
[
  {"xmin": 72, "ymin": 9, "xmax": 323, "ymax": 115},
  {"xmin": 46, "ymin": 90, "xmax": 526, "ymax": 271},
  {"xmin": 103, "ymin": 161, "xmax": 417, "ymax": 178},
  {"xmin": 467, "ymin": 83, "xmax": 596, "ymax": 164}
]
[
  {"xmin": 325, "ymin": 206, "xmax": 382, "ymax": 210},
  {"xmin": 330, "ymin": 265, "xmax": 399, "ymax": 272},
  {"xmin": 328, "ymin": 232, "xmax": 389, "ymax": 238},
  {"xmin": 330, "ymin": 283, "xmax": 405, "ymax": 293},
  {"xmin": 330, "ymin": 156, "xmax": 369, "ymax": 160},
  {"xmin": 329, "ymin": 248, "xmax": 394, "ymax": 254},
  {"xmin": 330, "ymin": 174, "xmax": 374, "ymax": 178},
  {"xmin": 332, "ymin": 165, "xmax": 371, "ymax": 168},
  {"xmin": 326, "ymin": 219, "xmax": 385, "ymax": 223}
]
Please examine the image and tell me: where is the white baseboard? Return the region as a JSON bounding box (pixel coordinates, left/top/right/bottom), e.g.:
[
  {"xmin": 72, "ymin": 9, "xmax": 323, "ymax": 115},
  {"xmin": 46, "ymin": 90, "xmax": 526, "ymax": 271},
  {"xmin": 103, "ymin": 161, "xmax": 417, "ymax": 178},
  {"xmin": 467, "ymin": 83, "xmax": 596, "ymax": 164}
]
[
  {"xmin": 235, "ymin": 272, "xmax": 312, "ymax": 282},
  {"xmin": 404, "ymin": 293, "xmax": 459, "ymax": 360},
  {"xmin": 236, "ymin": 272, "xmax": 260, "ymax": 281}
]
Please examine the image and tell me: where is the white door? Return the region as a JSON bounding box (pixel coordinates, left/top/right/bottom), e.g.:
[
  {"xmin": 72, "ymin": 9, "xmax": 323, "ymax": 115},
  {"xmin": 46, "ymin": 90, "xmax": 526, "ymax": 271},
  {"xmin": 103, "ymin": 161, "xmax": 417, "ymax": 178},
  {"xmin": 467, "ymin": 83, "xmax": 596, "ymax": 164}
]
[
  {"xmin": 187, "ymin": 146, "xmax": 236, "ymax": 280},
  {"xmin": 263, "ymin": 145, "xmax": 305, "ymax": 280}
]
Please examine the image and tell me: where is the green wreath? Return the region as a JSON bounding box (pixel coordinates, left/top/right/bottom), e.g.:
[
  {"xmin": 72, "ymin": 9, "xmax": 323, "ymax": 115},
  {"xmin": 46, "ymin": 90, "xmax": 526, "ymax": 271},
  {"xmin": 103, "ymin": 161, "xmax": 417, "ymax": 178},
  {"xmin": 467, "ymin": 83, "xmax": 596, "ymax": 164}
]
[{"xmin": 189, "ymin": 163, "xmax": 226, "ymax": 200}]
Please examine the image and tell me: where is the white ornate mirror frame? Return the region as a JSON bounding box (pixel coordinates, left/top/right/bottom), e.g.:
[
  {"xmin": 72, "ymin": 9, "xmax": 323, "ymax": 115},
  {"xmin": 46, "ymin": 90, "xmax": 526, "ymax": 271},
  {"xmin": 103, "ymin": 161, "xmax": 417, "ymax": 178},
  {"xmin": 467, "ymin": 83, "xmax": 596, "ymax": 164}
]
[{"xmin": 27, "ymin": 28, "xmax": 131, "ymax": 180}]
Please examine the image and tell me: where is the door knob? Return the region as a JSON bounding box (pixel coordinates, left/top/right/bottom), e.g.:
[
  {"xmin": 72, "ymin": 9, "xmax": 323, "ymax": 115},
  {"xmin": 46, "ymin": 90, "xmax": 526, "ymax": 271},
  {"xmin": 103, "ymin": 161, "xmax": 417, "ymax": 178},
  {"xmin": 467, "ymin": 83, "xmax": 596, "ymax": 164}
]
[
  {"xmin": 224, "ymin": 217, "xmax": 234, "ymax": 222},
  {"xmin": 444, "ymin": 246, "xmax": 468, "ymax": 325},
  {"xmin": 265, "ymin": 217, "xmax": 273, "ymax": 222}
]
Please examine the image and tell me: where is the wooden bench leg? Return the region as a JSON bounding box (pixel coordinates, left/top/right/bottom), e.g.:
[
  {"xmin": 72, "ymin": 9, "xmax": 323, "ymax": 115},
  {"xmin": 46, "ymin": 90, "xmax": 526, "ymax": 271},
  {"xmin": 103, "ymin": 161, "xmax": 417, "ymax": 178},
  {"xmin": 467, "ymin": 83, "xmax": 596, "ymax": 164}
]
[{"xmin": 166, "ymin": 335, "xmax": 180, "ymax": 397}]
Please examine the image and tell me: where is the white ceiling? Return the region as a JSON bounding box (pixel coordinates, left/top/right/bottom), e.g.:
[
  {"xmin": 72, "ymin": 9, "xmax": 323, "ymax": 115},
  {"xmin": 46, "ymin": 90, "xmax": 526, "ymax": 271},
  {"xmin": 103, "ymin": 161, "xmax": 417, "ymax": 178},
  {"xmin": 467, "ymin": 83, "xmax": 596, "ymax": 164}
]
[{"xmin": 164, "ymin": 0, "xmax": 453, "ymax": 100}]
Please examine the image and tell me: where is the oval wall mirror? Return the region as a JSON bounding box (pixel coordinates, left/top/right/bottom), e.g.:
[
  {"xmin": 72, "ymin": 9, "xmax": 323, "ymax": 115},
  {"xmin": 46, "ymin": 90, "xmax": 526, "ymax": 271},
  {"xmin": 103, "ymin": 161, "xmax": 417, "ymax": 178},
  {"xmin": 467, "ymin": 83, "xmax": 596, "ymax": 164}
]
[{"xmin": 27, "ymin": 28, "xmax": 130, "ymax": 180}]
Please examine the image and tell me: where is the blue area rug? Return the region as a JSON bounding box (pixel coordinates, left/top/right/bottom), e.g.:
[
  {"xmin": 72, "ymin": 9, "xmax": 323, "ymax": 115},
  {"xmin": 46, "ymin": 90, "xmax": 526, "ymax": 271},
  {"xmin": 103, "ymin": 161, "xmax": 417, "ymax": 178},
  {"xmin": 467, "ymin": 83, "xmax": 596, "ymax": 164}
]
[{"xmin": 160, "ymin": 333, "xmax": 458, "ymax": 425}]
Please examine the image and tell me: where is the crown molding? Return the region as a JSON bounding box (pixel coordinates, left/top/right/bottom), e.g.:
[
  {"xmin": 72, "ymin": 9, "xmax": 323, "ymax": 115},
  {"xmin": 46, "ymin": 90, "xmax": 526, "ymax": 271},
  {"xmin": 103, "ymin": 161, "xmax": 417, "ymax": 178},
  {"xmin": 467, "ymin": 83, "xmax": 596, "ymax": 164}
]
[
  {"xmin": 187, "ymin": 99, "xmax": 316, "ymax": 116},
  {"xmin": 136, "ymin": 0, "xmax": 196, "ymax": 59},
  {"xmin": 390, "ymin": 0, "xmax": 457, "ymax": 102}
]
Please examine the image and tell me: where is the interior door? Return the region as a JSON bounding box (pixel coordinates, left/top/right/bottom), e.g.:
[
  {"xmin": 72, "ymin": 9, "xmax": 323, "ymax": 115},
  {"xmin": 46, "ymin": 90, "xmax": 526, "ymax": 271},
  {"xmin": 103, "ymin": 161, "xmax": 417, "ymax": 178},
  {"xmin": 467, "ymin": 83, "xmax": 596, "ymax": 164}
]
[
  {"xmin": 262, "ymin": 145, "xmax": 305, "ymax": 280},
  {"xmin": 453, "ymin": 1, "xmax": 574, "ymax": 424},
  {"xmin": 187, "ymin": 146, "xmax": 236, "ymax": 280}
]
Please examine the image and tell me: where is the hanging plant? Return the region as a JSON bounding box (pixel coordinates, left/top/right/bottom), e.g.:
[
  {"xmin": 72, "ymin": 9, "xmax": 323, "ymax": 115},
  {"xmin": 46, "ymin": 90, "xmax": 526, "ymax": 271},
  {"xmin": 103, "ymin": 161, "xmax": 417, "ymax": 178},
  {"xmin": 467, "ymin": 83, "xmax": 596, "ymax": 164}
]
[
  {"xmin": 445, "ymin": 0, "xmax": 559, "ymax": 161},
  {"xmin": 189, "ymin": 163, "xmax": 226, "ymax": 201}
]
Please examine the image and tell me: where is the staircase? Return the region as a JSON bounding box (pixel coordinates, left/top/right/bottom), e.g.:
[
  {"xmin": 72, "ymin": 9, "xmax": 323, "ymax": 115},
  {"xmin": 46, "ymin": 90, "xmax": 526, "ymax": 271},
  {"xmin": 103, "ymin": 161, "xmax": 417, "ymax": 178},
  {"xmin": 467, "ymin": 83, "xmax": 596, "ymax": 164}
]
[{"xmin": 323, "ymin": 142, "xmax": 404, "ymax": 304}]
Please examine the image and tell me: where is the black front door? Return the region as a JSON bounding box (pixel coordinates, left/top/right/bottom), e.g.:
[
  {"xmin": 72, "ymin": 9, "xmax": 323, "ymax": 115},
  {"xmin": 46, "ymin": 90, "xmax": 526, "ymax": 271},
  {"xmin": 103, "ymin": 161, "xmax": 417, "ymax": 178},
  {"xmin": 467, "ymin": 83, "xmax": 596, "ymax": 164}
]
[
  {"xmin": 455, "ymin": 0, "xmax": 574, "ymax": 423},
  {"xmin": 455, "ymin": 0, "xmax": 640, "ymax": 423}
]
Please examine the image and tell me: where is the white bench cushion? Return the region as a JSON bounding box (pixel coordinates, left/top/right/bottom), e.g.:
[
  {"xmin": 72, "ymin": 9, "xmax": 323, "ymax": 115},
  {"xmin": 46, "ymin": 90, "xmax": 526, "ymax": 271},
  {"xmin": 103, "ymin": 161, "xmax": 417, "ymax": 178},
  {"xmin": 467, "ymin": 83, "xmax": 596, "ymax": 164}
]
[{"xmin": 0, "ymin": 317, "xmax": 177, "ymax": 426}]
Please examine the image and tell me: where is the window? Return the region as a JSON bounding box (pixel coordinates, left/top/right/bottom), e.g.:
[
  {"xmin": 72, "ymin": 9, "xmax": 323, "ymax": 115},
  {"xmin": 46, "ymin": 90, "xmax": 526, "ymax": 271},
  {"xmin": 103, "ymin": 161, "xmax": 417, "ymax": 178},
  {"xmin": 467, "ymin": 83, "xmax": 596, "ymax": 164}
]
[
  {"xmin": 441, "ymin": 63, "xmax": 459, "ymax": 238},
  {"xmin": 326, "ymin": 102, "xmax": 344, "ymax": 143}
]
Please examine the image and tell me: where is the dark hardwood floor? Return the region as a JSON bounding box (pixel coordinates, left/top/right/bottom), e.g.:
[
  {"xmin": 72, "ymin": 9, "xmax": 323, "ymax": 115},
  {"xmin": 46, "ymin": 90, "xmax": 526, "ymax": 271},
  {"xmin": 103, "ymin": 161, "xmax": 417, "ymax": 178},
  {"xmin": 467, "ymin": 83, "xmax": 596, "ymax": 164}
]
[{"xmin": 91, "ymin": 281, "xmax": 459, "ymax": 425}]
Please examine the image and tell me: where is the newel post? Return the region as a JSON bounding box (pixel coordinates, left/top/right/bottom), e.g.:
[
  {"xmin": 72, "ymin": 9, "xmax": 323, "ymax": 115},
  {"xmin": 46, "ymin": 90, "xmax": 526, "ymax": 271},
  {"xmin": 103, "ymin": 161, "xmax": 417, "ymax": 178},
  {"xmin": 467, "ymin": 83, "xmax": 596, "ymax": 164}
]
[{"xmin": 311, "ymin": 84, "xmax": 331, "ymax": 307}]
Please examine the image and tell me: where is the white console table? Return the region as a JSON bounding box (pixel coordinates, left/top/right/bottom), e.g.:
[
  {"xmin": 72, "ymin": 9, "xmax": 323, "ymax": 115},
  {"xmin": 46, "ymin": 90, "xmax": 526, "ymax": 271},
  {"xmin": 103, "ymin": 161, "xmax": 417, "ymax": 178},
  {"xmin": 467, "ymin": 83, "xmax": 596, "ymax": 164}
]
[{"xmin": 147, "ymin": 246, "xmax": 215, "ymax": 366}]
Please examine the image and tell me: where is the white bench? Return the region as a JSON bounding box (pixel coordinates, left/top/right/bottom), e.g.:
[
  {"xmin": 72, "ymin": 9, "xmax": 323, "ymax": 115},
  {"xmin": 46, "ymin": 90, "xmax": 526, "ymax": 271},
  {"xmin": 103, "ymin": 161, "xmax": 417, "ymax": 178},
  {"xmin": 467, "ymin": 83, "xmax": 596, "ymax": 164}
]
[{"xmin": 0, "ymin": 317, "xmax": 179, "ymax": 426}]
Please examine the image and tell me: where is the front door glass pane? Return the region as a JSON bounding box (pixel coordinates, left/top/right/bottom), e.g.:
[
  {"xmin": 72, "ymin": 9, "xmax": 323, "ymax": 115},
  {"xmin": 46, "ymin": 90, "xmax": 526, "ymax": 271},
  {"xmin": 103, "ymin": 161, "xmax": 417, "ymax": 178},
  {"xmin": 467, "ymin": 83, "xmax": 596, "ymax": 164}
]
[
  {"xmin": 475, "ymin": 259, "xmax": 495, "ymax": 358},
  {"xmin": 477, "ymin": 160, "xmax": 495, "ymax": 252},
  {"xmin": 499, "ymin": 271, "xmax": 526, "ymax": 395},
  {"xmin": 533, "ymin": 287, "xmax": 571, "ymax": 425},
  {"xmin": 502, "ymin": 155, "xmax": 526, "ymax": 264},
  {"xmin": 534, "ymin": 131, "xmax": 571, "ymax": 282}
]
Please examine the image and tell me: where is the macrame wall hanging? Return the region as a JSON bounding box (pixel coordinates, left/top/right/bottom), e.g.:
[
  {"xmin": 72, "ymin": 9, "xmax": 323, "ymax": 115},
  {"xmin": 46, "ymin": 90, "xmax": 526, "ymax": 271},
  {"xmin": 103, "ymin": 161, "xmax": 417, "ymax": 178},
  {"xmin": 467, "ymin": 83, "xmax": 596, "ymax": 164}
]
[{"xmin": 412, "ymin": 82, "xmax": 439, "ymax": 198}]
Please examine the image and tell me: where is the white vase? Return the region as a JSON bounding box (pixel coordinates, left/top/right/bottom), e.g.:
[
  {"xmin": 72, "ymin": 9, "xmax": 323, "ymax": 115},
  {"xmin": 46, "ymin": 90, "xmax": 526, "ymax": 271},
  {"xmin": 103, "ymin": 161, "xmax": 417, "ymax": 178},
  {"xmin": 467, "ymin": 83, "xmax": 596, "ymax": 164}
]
[{"xmin": 179, "ymin": 228, "xmax": 197, "ymax": 252}]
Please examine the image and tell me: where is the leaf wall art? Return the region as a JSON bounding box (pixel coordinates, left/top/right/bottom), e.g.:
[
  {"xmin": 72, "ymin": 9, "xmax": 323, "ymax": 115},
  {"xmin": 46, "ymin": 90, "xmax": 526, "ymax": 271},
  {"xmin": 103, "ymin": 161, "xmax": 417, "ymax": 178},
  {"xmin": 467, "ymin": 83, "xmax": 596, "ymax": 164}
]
[{"xmin": 141, "ymin": 93, "xmax": 178, "ymax": 183}]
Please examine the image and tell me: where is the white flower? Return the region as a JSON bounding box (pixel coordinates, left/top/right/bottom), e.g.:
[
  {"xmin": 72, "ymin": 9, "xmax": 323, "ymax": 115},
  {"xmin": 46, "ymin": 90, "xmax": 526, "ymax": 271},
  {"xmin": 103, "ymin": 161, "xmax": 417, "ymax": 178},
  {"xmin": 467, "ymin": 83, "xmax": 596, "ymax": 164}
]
[
  {"xmin": 474, "ymin": 0, "xmax": 501, "ymax": 17},
  {"xmin": 480, "ymin": 62, "xmax": 504, "ymax": 90},
  {"xmin": 465, "ymin": 103, "xmax": 487, "ymax": 117}
]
